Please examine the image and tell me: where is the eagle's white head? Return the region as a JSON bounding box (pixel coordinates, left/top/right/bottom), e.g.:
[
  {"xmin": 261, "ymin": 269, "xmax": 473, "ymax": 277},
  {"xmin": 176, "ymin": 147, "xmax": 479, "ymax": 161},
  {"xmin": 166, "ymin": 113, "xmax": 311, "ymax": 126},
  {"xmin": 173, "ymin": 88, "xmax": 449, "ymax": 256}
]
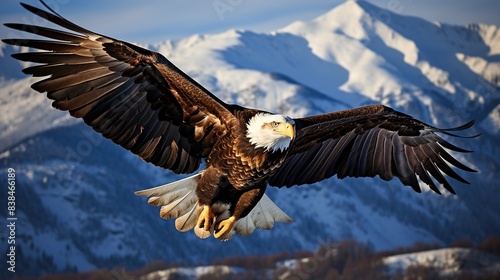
[{"xmin": 246, "ymin": 113, "xmax": 295, "ymax": 153}]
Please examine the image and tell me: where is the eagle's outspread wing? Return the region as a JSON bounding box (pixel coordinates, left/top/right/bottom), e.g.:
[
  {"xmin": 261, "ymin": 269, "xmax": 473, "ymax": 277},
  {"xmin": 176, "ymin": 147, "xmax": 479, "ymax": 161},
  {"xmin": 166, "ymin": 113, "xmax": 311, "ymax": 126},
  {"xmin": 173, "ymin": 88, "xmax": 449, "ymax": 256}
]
[
  {"xmin": 3, "ymin": 2, "xmax": 235, "ymax": 174},
  {"xmin": 269, "ymin": 105, "xmax": 477, "ymax": 194}
]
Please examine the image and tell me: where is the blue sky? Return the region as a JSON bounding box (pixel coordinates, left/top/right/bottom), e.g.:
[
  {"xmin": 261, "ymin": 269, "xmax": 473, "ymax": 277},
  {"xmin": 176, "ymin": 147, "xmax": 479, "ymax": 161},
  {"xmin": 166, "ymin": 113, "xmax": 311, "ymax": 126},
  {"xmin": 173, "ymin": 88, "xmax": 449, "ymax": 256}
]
[{"xmin": 1, "ymin": 0, "xmax": 499, "ymax": 44}]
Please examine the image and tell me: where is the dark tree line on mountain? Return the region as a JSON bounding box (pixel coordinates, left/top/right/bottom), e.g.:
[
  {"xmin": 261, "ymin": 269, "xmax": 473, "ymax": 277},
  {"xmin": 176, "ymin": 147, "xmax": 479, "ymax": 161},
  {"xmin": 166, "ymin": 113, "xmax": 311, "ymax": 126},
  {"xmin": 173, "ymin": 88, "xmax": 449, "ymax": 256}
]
[{"xmin": 11, "ymin": 236, "xmax": 500, "ymax": 280}]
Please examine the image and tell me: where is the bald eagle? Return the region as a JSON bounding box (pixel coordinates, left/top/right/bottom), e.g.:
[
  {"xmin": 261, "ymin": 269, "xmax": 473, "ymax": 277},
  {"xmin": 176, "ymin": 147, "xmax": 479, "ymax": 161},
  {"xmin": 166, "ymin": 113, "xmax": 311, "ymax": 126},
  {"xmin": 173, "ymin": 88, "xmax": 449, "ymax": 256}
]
[{"xmin": 4, "ymin": 2, "xmax": 477, "ymax": 240}]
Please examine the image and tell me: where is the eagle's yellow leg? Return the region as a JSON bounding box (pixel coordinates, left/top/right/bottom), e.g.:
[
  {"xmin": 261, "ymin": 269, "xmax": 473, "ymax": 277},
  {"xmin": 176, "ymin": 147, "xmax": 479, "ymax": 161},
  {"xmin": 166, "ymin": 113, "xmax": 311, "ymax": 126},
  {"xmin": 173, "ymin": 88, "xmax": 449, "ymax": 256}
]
[
  {"xmin": 197, "ymin": 205, "xmax": 215, "ymax": 231},
  {"xmin": 214, "ymin": 216, "xmax": 236, "ymax": 239}
]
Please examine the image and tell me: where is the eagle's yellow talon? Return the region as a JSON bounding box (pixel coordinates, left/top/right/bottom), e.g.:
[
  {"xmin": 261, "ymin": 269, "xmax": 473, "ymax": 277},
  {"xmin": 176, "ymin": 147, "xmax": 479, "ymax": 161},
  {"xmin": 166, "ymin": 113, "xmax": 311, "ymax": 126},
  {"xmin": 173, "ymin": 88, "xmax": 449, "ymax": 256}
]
[
  {"xmin": 214, "ymin": 216, "xmax": 236, "ymax": 239},
  {"xmin": 197, "ymin": 205, "xmax": 215, "ymax": 231}
]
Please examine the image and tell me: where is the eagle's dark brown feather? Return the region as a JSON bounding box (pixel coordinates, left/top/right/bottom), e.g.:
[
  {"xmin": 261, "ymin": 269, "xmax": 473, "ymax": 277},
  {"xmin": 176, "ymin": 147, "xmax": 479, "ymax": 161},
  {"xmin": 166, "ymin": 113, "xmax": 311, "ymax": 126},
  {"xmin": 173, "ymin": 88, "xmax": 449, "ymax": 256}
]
[
  {"xmin": 269, "ymin": 105, "xmax": 476, "ymax": 194},
  {"xmin": 3, "ymin": 2, "xmax": 238, "ymax": 174}
]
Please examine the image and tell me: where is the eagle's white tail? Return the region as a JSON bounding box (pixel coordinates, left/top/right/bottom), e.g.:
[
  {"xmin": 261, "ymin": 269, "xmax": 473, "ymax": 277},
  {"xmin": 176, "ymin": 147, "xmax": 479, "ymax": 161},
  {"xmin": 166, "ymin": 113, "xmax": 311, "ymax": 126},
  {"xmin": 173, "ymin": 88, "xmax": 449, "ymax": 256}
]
[
  {"xmin": 134, "ymin": 173, "xmax": 293, "ymax": 240},
  {"xmin": 134, "ymin": 173, "xmax": 201, "ymax": 233}
]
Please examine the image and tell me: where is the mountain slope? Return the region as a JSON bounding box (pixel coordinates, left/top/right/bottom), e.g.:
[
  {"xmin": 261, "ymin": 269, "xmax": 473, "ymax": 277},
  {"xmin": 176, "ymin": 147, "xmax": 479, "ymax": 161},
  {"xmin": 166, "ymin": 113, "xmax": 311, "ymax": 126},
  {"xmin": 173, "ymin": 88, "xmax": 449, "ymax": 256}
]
[
  {"xmin": 384, "ymin": 248, "xmax": 500, "ymax": 277},
  {"xmin": 1, "ymin": 0, "xmax": 499, "ymax": 276}
]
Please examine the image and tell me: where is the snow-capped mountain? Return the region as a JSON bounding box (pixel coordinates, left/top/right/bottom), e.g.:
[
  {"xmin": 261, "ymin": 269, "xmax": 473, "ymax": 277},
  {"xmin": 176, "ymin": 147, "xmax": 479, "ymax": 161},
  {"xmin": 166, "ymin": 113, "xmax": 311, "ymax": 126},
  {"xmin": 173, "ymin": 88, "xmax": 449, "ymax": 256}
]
[{"xmin": 1, "ymin": 0, "xmax": 499, "ymax": 277}]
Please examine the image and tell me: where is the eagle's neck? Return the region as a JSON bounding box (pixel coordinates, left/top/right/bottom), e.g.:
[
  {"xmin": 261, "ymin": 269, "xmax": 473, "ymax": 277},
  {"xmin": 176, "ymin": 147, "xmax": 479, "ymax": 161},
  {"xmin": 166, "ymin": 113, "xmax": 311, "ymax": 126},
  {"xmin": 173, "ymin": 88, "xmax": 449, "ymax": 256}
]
[{"xmin": 246, "ymin": 113, "xmax": 292, "ymax": 153}]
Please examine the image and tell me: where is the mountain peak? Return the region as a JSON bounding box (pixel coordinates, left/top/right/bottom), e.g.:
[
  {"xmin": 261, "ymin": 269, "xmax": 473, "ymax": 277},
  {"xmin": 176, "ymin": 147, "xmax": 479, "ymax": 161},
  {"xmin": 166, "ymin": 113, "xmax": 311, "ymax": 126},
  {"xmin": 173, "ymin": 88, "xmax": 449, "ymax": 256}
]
[
  {"xmin": 315, "ymin": 0, "xmax": 389, "ymax": 24},
  {"xmin": 281, "ymin": 0, "xmax": 396, "ymax": 42}
]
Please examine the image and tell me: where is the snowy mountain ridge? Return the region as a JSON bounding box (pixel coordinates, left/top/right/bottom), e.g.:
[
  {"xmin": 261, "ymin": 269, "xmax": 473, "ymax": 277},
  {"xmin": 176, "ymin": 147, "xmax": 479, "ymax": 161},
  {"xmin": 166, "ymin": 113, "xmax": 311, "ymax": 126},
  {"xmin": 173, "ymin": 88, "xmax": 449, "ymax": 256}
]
[{"xmin": 0, "ymin": 0, "xmax": 499, "ymax": 277}]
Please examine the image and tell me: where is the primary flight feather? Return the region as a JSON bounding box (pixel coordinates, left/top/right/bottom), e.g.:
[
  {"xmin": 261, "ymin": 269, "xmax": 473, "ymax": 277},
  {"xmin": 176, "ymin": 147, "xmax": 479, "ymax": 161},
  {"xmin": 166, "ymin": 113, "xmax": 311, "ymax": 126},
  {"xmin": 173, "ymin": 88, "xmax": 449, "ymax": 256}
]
[{"xmin": 3, "ymin": 1, "xmax": 477, "ymax": 240}]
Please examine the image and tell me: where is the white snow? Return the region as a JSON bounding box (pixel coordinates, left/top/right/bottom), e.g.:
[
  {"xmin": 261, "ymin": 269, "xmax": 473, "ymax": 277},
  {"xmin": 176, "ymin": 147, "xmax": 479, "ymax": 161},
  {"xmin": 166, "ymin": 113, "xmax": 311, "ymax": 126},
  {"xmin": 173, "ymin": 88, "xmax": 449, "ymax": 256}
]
[
  {"xmin": 141, "ymin": 265, "xmax": 235, "ymax": 280},
  {"xmin": 383, "ymin": 248, "xmax": 500, "ymax": 276},
  {"xmin": 0, "ymin": 77, "xmax": 77, "ymax": 150}
]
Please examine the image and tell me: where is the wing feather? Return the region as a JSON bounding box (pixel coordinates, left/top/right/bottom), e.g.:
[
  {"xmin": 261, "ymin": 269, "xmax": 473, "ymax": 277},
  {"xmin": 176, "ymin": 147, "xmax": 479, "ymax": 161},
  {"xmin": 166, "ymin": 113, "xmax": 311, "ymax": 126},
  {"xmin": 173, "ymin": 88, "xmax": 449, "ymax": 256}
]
[
  {"xmin": 410, "ymin": 147, "xmax": 441, "ymax": 194},
  {"xmin": 269, "ymin": 105, "xmax": 476, "ymax": 194},
  {"xmin": 3, "ymin": 2, "xmax": 236, "ymax": 173},
  {"xmin": 393, "ymin": 135, "xmax": 420, "ymax": 190},
  {"xmin": 314, "ymin": 139, "xmax": 339, "ymax": 180},
  {"xmin": 23, "ymin": 62, "xmax": 104, "ymax": 77},
  {"xmin": 330, "ymin": 130, "xmax": 356, "ymax": 179},
  {"xmin": 427, "ymin": 144, "xmax": 470, "ymax": 185},
  {"xmin": 354, "ymin": 128, "xmax": 374, "ymax": 176},
  {"xmin": 4, "ymin": 23, "xmax": 88, "ymax": 41},
  {"xmin": 380, "ymin": 131, "xmax": 396, "ymax": 181}
]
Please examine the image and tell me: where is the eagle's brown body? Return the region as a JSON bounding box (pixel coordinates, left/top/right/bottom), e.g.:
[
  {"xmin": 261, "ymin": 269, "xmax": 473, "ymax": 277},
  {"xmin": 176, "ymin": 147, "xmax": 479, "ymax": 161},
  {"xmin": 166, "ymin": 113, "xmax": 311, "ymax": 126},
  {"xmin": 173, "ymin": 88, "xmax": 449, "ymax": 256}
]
[
  {"xmin": 199, "ymin": 109, "xmax": 289, "ymax": 217},
  {"xmin": 3, "ymin": 1, "xmax": 477, "ymax": 240}
]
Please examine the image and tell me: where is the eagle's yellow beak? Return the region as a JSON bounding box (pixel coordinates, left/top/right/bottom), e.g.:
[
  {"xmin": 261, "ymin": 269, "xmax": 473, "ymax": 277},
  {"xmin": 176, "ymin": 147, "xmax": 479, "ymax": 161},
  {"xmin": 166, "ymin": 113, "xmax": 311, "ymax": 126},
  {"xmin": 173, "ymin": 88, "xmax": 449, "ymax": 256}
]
[{"xmin": 276, "ymin": 122, "xmax": 295, "ymax": 139}]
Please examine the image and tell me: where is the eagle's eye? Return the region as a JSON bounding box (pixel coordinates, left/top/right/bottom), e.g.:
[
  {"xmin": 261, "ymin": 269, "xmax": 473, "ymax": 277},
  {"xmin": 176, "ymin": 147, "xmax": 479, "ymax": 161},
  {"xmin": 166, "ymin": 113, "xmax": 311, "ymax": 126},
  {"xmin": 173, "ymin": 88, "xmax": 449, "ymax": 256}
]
[{"xmin": 271, "ymin": 121, "xmax": 279, "ymax": 127}]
